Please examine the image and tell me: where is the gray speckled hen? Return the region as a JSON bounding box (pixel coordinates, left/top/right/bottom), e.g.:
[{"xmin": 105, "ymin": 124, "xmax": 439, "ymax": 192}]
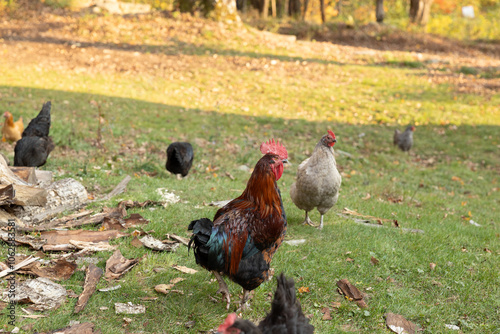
[
  {"xmin": 290, "ymin": 130, "xmax": 341, "ymax": 230},
  {"xmin": 393, "ymin": 125, "xmax": 415, "ymax": 152}
]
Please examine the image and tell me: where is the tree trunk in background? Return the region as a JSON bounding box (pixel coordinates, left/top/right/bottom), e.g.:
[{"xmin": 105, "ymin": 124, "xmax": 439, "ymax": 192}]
[
  {"xmin": 320, "ymin": 0, "xmax": 326, "ymax": 23},
  {"xmin": 261, "ymin": 0, "xmax": 269, "ymax": 17},
  {"xmin": 410, "ymin": 0, "xmax": 433, "ymax": 25},
  {"xmin": 302, "ymin": 0, "xmax": 309, "ymax": 20},
  {"xmin": 335, "ymin": 0, "xmax": 342, "ymax": 15},
  {"xmin": 214, "ymin": 0, "xmax": 241, "ymax": 23},
  {"xmin": 375, "ymin": 0, "xmax": 384, "ymax": 23},
  {"xmin": 271, "ymin": 0, "xmax": 276, "ymax": 17},
  {"xmin": 289, "ymin": 0, "xmax": 300, "ymax": 17}
]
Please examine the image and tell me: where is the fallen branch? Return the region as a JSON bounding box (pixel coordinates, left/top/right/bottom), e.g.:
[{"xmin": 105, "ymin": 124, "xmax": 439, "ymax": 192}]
[{"xmin": 95, "ymin": 175, "xmax": 132, "ymax": 202}]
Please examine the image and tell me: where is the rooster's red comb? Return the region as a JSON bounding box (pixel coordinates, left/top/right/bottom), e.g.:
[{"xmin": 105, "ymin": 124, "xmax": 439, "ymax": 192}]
[
  {"xmin": 260, "ymin": 138, "xmax": 288, "ymax": 159},
  {"xmin": 327, "ymin": 130, "xmax": 336, "ymax": 139}
]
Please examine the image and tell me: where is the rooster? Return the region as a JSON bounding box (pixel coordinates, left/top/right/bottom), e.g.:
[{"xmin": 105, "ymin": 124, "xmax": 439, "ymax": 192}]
[
  {"xmin": 217, "ymin": 273, "xmax": 314, "ymax": 334},
  {"xmin": 290, "ymin": 130, "xmax": 341, "ymax": 230},
  {"xmin": 2, "ymin": 112, "xmax": 24, "ymax": 143},
  {"xmin": 393, "ymin": 125, "xmax": 415, "ymax": 152},
  {"xmin": 14, "ymin": 101, "xmax": 54, "ymax": 167},
  {"xmin": 166, "ymin": 142, "xmax": 194, "ymax": 177},
  {"xmin": 188, "ymin": 139, "xmax": 288, "ymax": 310}
]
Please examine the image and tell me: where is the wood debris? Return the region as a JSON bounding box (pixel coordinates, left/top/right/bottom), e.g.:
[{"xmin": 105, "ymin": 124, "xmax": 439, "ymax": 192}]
[
  {"xmin": 105, "ymin": 250, "xmax": 141, "ymax": 280},
  {"xmin": 172, "ymin": 265, "xmax": 197, "ymax": 274},
  {"xmin": 17, "ymin": 258, "xmax": 77, "ymax": 281},
  {"xmin": 38, "ymin": 322, "xmax": 100, "ymax": 334},
  {"xmin": 3, "ymin": 277, "xmax": 67, "ymax": 311},
  {"xmin": 0, "ymin": 255, "xmax": 40, "ymax": 278},
  {"xmin": 74, "ymin": 264, "xmax": 103, "ymax": 314},
  {"xmin": 115, "ymin": 302, "xmax": 145, "ymax": 314}
]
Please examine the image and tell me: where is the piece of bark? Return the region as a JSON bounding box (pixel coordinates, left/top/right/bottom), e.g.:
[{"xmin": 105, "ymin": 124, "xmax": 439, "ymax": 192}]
[
  {"xmin": 0, "ymin": 184, "xmax": 14, "ymax": 205},
  {"xmin": 0, "ymin": 229, "xmax": 46, "ymax": 250},
  {"xmin": 11, "ymin": 184, "xmax": 47, "ymax": 206},
  {"xmin": 69, "ymin": 240, "xmax": 117, "ymax": 252},
  {"xmin": 105, "ymin": 250, "xmax": 141, "ymax": 280},
  {"xmin": 385, "ymin": 312, "xmax": 417, "ymax": 334},
  {"xmin": 0, "ymin": 255, "xmax": 39, "ymax": 278},
  {"xmin": 74, "ymin": 264, "xmax": 103, "ymax": 314},
  {"xmin": 42, "ymin": 322, "xmax": 100, "ymax": 334},
  {"xmin": 12, "ymin": 178, "xmax": 88, "ymax": 224},
  {"xmin": 17, "ymin": 258, "xmax": 77, "ymax": 281},
  {"xmin": 165, "ymin": 233, "xmax": 190, "ymax": 247},
  {"xmin": 140, "ymin": 235, "xmax": 180, "ymax": 252},
  {"xmin": 41, "ymin": 229, "xmax": 127, "ymax": 245},
  {"xmin": 0, "ymin": 156, "xmax": 29, "ymax": 185},
  {"xmin": 4, "ymin": 277, "xmax": 67, "ymax": 311},
  {"xmin": 0, "ymin": 210, "xmax": 25, "ymax": 227},
  {"xmin": 336, "ymin": 279, "xmax": 368, "ymax": 308},
  {"xmin": 130, "ymin": 236, "xmax": 143, "ymax": 248},
  {"xmin": 42, "ymin": 244, "xmax": 77, "ymax": 252},
  {"xmin": 34, "ymin": 170, "xmax": 53, "ymax": 188},
  {"xmin": 115, "ymin": 302, "xmax": 145, "ymax": 314},
  {"xmin": 10, "ymin": 167, "xmax": 38, "ymax": 184},
  {"xmin": 102, "ymin": 217, "xmax": 125, "ymax": 230},
  {"xmin": 123, "ymin": 213, "xmax": 149, "ymax": 228}
]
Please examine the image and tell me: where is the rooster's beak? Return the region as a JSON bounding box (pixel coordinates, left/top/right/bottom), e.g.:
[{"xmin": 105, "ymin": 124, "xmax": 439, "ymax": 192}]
[{"xmin": 282, "ymin": 159, "xmax": 289, "ymax": 164}]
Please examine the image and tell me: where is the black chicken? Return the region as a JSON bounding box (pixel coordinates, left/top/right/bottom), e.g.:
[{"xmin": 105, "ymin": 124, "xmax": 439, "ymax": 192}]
[
  {"xmin": 14, "ymin": 101, "xmax": 54, "ymax": 167},
  {"xmin": 217, "ymin": 273, "xmax": 314, "ymax": 334},
  {"xmin": 22, "ymin": 101, "xmax": 51, "ymax": 137},
  {"xmin": 166, "ymin": 142, "xmax": 194, "ymax": 177}
]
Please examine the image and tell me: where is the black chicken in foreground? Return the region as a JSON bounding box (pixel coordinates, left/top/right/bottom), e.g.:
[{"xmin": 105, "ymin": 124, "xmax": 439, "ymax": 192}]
[
  {"xmin": 217, "ymin": 273, "xmax": 314, "ymax": 334},
  {"xmin": 393, "ymin": 125, "xmax": 415, "ymax": 152},
  {"xmin": 14, "ymin": 101, "xmax": 54, "ymax": 167},
  {"xmin": 165, "ymin": 142, "xmax": 194, "ymax": 177}
]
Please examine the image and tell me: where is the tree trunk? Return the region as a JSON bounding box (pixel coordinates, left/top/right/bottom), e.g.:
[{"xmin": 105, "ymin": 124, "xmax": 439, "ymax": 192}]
[
  {"xmin": 302, "ymin": 0, "xmax": 309, "ymax": 20},
  {"xmin": 375, "ymin": 0, "xmax": 384, "ymax": 23},
  {"xmin": 410, "ymin": 0, "xmax": 433, "ymax": 25},
  {"xmin": 214, "ymin": 0, "xmax": 241, "ymax": 23},
  {"xmin": 271, "ymin": 0, "xmax": 276, "ymax": 17},
  {"xmin": 335, "ymin": 0, "xmax": 342, "ymax": 15},
  {"xmin": 289, "ymin": 0, "xmax": 301, "ymax": 17},
  {"xmin": 320, "ymin": 0, "xmax": 326, "ymax": 23},
  {"xmin": 261, "ymin": 0, "xmax": 269, "ymax": 17}
]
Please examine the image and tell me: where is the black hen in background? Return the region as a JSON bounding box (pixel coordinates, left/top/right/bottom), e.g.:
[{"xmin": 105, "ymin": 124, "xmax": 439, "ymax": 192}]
[
  {"xmin": 22, "ymin": 101, "xmax": 51, "ymax": 137},
  {"xmin": 14, "ymin": 101, "xmax": 54, "ymax": 167},
  {"xmin": 217, "ymin": 273, "xmax": 314, "ymax": 334},
  {"xmin": 166, "ymin": 142, "xmax": 194, "ymax": 177}
]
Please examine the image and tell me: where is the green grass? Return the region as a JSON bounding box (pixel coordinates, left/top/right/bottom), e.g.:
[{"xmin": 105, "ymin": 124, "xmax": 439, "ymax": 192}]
[{"xmin": 0, "ymin": 11, "xmax": 499, "ymax": 334}]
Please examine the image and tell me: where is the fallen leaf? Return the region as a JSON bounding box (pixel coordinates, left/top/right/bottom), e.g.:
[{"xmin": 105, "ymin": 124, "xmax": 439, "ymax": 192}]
[
  {"xmin": 345, "ymin": 257, "xmax": 354, "ymax": 262},
  {"xmin": 130, "ymin": 236, "xmax": 143, "ymax": 248},
  {"xmin": 370, "ymin": 256, "xmax": 379, "ymax": 265},
  {"xmin": 155, "ymin": 284, "xmax": 175, "ymax": 294},
  {"xmin": 321, "ymin": 307, "xmax": 332, "ymax": 320},
  {"xmin": 284, "ymin": 239, "xmax": 306, "ymax": 246},
  {"xmin": 362, "ymin": 193, "xmax": 371, "ymax": 200},
  {"xmin": 445, "ymin": 324, "xmax": 460, "ymax": 330},
  {"xmin": 170, "ymin": 277, "xmax": 185, "ymax": 284},
  {"xmin": 429, "ymin": 263, "xmax": 436, "ymax": 270},
  {"xmin": 385, "ymin": 312, "xmax": 417, "ymax": 334},
  {"xmin": 298, "ymin": 286, "xmax": 310, "ymax": 293},
  {"xmin": 172, "ymin": 265, "xmax": 197, "ymax": 274}
]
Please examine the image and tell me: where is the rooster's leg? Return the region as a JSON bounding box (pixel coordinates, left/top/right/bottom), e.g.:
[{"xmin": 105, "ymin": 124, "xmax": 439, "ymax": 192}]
[
  {"xmin": 212, "ymin": 271, "xmax": 231, "ymax": 309},
  {"xmin": 302, "ymin": 211, "xmax": 317, "ymax": 227}
]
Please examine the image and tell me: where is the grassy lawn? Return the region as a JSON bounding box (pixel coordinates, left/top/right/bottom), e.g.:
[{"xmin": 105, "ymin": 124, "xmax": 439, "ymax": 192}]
[{"xmin": 0, "ymin": 9, "xmax": 499, "ymax": 334}]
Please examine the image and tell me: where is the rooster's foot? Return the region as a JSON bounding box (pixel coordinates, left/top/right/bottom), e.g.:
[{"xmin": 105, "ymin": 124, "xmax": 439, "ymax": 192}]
[{"xmin": 236, "ymin": 290, "xmax": 253, "ymax": 312}]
